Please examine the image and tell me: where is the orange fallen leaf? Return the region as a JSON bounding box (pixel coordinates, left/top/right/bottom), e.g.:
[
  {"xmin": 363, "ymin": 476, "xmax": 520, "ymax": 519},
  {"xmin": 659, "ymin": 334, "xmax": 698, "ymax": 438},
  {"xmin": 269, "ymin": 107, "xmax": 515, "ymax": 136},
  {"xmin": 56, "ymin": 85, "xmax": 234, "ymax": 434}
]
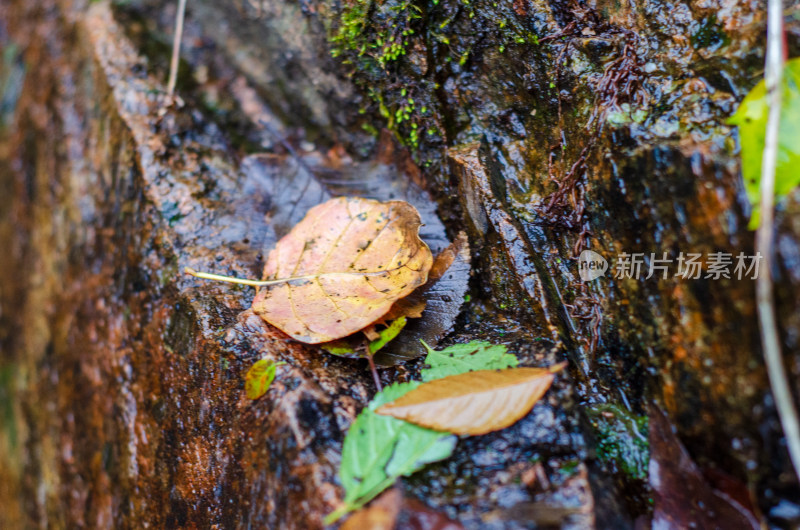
[
  {"xmin": 254, "ymin": 197, "xmax": 432, "ymax": 343},
  {"xmin": 376, "ymin": 364, "xmax": 566, "ymax": 435},
  {"xmin": 341, "ymin": 489, "xmax": 401, "ymax": 530},
  {"xmin": 377, "ymin": 232, "xmax": 462, "ymax": 326},
  {"xmin": 341, "ymin": 487, "xmax": 464, "ymax": 530},
  {"xmin": 186, "ymin": 197, "xmax": 433, "ymax": 343}
]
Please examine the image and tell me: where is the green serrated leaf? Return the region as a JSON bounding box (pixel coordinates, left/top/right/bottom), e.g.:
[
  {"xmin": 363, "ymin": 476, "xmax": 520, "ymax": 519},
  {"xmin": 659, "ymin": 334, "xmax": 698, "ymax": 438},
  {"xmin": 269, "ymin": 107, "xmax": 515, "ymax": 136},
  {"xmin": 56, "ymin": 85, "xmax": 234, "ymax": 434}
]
[
  {"xmin": 728, "ymin": 58, "xmax": 800, "ymax": 229},
  {"xmin": 368, "ymin": 317, "xmax": 407, "ymax": 355},
  {"xmin": 244, "ymin": 359, "xmax": 285, "ymax": 400},
  {"xmin": 327, "ymin": 382, "xmax": 456, "ymax": 524},
  {"xmin": 420, "ymin": 340, "xmax": 519, "ymax": 382}
]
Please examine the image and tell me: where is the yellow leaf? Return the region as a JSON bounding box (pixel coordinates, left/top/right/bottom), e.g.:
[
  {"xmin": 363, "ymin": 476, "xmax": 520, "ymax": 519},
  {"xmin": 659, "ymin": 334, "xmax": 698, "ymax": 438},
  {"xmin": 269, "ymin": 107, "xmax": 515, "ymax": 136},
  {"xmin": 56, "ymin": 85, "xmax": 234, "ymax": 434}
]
[
  {"xmin": 376, "ymin": 232, "xmax": 462, "ymax": 326},
  {"xmin": 375, "ymin": 364, "xmax": 565, "ymax": 435},
  {"xmin": 252, "ymin": 197, "xmax": 433, "ymax": 343},
  {"xmin": 244, "ymin": 359, "xmax": 285, "ymax": 400}
]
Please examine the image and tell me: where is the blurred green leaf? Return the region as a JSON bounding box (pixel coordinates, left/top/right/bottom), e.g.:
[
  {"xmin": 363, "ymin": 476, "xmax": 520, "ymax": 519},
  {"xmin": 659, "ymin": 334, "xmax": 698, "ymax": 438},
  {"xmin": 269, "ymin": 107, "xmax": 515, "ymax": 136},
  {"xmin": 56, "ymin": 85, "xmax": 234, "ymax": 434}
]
[{"xmin": 728, "ymin": 58, "xmax": 800, "ymax": 229}]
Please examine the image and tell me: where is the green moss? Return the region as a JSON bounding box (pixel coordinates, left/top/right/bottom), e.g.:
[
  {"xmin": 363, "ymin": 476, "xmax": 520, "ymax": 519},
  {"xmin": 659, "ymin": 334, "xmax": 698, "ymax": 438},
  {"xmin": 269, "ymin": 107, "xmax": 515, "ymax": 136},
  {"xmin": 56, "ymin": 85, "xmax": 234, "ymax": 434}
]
[
  {"xmin": 329, "ymin": 0, "xmax": 420, "ymax": 68},
  {"xmin": 586, "ymin": 404, "xmax": 649, "ymax": 481},
  {"xmin": 326, "ymin": 0, "xmax": 542, "ymax": 155},
  {"xmin": 0, "ymin": 363, "xmax": 17, "ymax": 450}
]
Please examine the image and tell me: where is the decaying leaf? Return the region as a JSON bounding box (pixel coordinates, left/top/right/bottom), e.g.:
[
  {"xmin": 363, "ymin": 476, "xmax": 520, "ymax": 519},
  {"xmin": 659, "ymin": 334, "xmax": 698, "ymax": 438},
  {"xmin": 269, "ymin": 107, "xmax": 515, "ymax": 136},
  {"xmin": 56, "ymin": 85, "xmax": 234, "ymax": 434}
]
[
  {"xmin": 420, "ymin": 340, "xmax": 518, "ymax": 382},
  {"xmin": 649, "ymin": 406, "xmax": 761, "ymax": 529},
  {"xmin": 376, "ymin": 232, "xmax": 471, "ymax": 365},
  {"xmin": 250, "ymin": 197, "xmax": 432, "ymax": 343},
  {"xmin": 377, "ymin": 365, "xmax": 565, "ymax": 435},
  {"xmin": 244, "ymin": 358, "xmax": 285, "ymax": 400}
]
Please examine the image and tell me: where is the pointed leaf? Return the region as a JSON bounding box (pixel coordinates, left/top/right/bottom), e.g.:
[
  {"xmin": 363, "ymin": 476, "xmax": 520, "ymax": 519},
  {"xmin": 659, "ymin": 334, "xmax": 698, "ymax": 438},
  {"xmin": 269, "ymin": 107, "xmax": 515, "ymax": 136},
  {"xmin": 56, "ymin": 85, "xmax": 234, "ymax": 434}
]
[
  {"xmin": 252, "ymin": 197, "xmax": 433, "ymax": 343},
  {"xmin": 376, "ymin": 365, "xmax": 564, "ymax": 435}
]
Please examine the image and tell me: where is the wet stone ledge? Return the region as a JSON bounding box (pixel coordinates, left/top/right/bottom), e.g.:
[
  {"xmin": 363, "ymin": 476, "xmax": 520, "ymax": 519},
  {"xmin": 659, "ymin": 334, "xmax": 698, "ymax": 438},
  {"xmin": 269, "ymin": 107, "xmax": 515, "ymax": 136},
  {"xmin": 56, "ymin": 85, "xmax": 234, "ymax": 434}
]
[{"xmin": 0, "ymin": 1, "xmax": 628, "ymax": 528}]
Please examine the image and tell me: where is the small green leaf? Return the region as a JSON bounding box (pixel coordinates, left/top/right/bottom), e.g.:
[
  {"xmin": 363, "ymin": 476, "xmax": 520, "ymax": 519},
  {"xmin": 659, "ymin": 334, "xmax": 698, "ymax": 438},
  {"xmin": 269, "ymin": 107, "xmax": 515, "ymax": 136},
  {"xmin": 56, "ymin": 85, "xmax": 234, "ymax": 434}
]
[
  {"xmin": 368, "ymin": 317, "xmax": 407, "ymax": 355},
  {"xmin": 327, "ymin": 382, "xmax": 456, "ymax": 524},
  {"xmin": 321, "ymin": 318, "xmax": 408, "ymax": 358},
  {"xmin": 321, "ymin": 339, "xmax": 360, "ymax": 358},
  {"xmin": 244, "ymin": 359, "xmax": 285, "ymax": 400},
  {"xmin": 420, "ymin": 340, "xmax": 518, "ymax": 382},
  {"xmin": 728, "ymin": 58, "xmax": 800, "ymax": 229}
]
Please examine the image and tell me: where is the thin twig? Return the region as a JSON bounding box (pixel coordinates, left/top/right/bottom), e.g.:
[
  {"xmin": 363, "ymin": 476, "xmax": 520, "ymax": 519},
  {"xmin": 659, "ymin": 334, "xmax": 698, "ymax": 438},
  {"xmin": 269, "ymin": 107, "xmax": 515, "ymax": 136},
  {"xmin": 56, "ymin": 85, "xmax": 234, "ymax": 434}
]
[
  {"xmin": 756, "ymin": 0, "xmax": 800, "ymax": 481},
  {"xmin": 367, "ymin": 355, "xmax": 383, "ymax": 392},
  {"xmin": 167, "ymin": 0, "xmax": 188, "ymax": 96}
]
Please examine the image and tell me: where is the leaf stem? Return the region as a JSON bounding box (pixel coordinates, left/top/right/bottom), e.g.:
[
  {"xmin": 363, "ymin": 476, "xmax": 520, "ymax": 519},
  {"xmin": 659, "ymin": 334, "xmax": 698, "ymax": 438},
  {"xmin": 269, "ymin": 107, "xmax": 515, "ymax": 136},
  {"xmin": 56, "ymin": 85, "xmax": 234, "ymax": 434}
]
[
  {"xmin": 756, "ymin": 0, "xmax": 800, "ymax": 482},
  {"xmin": 184, "ymin": 267, "xmax": 274, "ymax": 287},
  {"xmin": 367, "ymin": 355, "xmax": 383, "ymax": 392},
  {"xmin": 184, "ymin": 266, "xmax": 405, "ymax": 287}
]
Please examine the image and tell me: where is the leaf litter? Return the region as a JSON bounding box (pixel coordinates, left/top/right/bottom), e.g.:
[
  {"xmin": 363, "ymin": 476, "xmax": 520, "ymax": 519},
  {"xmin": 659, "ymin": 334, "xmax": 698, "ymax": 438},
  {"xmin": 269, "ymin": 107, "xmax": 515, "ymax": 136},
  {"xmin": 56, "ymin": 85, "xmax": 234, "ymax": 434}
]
[{"xmin": 329, "ymin": 341, "xmax": 566, "ymax": 524}]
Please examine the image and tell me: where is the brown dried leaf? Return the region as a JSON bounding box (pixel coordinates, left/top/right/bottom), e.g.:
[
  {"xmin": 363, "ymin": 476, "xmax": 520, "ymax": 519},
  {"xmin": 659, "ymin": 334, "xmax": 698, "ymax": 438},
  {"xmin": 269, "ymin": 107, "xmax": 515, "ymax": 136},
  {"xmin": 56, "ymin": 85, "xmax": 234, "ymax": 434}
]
[
  {"xmin": 342, "ymin": 487, "xmax": 464, "ymax": 530},
  {"xmin": 342, "ymin": 488, "xmax": 402, "ymax": 530},
  {"xmin": 376, "ymin": 365, "xmax": 564, "ymax": 435},
  {"xmin": 376, "ymin": 232, "xmax": 471, "ymax": 366},
  {"xmin": 362, "ymin": 325, "xmax": 382, "ymax": 341},
  {"xmin": 251, "ymin": 197, "xmax": 433, "ymax": 343},
  {"xmin": 649, "ymin": 407, "xmax": 761, "ymax": 529}
]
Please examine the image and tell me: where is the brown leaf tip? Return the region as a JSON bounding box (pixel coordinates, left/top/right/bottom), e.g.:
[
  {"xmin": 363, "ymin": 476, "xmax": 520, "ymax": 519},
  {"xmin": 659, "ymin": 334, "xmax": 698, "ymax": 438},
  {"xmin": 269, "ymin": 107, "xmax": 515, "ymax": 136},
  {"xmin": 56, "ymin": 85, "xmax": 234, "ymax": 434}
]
[{"xmin": 548, "ymin": 361, "xmax": 568, "ymax": 374}]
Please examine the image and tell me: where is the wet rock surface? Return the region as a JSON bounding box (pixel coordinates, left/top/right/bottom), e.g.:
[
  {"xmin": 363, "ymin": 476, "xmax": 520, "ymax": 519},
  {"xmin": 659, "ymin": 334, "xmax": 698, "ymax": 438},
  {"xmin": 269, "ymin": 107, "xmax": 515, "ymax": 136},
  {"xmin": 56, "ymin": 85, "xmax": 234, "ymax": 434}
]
[
  {"xmin": 2, "ymin": 0, "xmax": 800, "ymax": 527},
  {"xmin": 0, "ymin": 1, "xmax": 595, "ymax": 528}
]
